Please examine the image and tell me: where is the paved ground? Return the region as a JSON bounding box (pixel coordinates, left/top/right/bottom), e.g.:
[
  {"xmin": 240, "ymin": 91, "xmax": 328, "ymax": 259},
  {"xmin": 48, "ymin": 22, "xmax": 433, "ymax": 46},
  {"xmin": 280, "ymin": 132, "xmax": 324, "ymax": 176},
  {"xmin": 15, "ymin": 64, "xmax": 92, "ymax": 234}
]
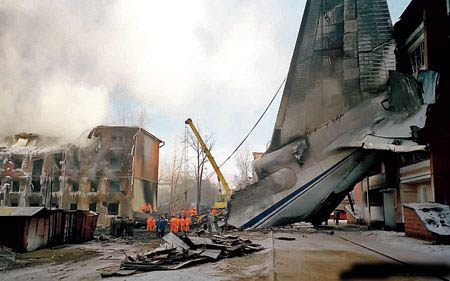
[{"xmin": 1, "ymin": 225, "xmax": 450, "ymax": 281}]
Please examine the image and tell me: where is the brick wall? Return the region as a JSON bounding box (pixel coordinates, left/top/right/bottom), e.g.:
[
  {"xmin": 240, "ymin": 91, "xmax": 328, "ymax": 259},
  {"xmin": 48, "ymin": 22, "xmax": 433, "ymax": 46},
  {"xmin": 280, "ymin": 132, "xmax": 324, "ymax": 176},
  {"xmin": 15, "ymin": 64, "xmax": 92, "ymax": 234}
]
[{"xmin": 403, "ymin": 206, "xmax": 433, "ymax": 240}]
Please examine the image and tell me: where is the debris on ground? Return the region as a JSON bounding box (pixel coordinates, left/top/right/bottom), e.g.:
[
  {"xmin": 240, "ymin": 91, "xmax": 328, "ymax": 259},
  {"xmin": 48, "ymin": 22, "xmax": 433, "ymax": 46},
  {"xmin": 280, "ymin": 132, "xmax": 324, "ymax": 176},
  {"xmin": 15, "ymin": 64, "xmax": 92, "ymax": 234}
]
[
  {"xmin": 0, "ymin": 247, "xmax": 16, "ymax": 271},
  {"xmin": 104, "ymin": 232, "xmax": 263, "ymax": 277}
]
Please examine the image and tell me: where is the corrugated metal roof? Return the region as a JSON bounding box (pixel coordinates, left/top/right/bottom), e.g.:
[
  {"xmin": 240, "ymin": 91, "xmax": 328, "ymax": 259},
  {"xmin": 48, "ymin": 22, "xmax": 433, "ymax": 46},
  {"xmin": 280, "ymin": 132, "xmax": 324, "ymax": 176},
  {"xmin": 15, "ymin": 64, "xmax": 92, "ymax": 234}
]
[{"xmin": 0, "ymin": 207, "xmax": 45, "ymax": 217}]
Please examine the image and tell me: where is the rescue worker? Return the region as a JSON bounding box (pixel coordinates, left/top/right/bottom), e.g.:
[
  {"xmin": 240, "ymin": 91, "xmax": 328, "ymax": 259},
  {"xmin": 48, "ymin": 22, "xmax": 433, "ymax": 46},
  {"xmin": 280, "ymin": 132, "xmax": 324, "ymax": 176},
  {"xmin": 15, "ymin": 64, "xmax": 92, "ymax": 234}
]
[
  {"xmin": 185, "ymin": 216, "xmax": 192, "ymax": 233},
  {"xmin": 156, "ymin": 216, "xmax": 167, "ymax": 238},
  {"xmin": 152, "ymin": 216, "xmax": 157, "ymax": 232},
  {"xmin": 115, "ymin": 217, "xmax": 125, "ymax": 237},
  {"xmin": 140, "ymin": 202, "xmax": 152, "ymax": 213},
  {"xmin": 170, "ymin": 216, "xmax": 177, "ymax": 233},
  {"xmin": 189, "ymin": 207, "xmax": 197, "ymax": 217},
  {"xmin": 125, "ymin": 217, "xmax": 134, "ymax": 237},
  {"xmin": 110, "ymin": 217, "xmax": 116, "ymax": 236},
  {"xmin": 175, "ymin": 216, "xmax": 181, "ymax": 233},
  {"xmin": 211, "ymin": 207, "xmax": 218, "ymax": 217},
  {"xmin": 179, "ymin": 216, "xmax": 186, "ymax": 234},
  {"xmin": 147, "ymin": 216, "xmax": 156, "ymax": 233}
]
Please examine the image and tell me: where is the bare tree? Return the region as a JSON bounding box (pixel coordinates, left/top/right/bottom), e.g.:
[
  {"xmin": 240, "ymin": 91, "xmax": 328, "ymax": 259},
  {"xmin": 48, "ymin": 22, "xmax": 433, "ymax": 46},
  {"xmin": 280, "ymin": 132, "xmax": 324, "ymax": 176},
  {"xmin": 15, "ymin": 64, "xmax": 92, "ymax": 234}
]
[
  {"xmin": 234, "ymin": 145, "xmax": 253, "ymax": 190},
  {"xmin": 157, "ymin": 144, "xmax": 185, "ymax": 215},
  {"xmin": 186, "ymin": 126, "xmax": 215, "ymax": 212},
  {"xmin": 112, "ymin": 104, "xmax": 150, "ymax": 128}
]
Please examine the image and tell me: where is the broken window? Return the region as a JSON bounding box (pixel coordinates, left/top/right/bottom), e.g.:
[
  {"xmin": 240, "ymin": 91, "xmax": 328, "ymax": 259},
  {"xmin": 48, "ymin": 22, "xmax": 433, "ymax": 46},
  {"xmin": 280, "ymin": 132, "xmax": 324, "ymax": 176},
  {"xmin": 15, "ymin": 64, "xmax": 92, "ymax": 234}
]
[
  {"xmin": 110, "ymin": 180, "xmax": 120, "ymax": 193},
  {"xmin": 72, "ymin": 181, "xmax": 79, "ymax": 192},
  {"xmin": 89, "ymin": 203, "xmax": 97, "ymax": 212},
  {"xmin": 409, "ymin": 41, "xmax": 425, "ymax": 73},
  {"xmin": 110, "ymin": 154, "xmax": 121, "ymax": 169},
  {"xmin": 51, "ymin": 179, "xmax": 60, "ymax": 192},
  {"xmin": 32, "ymin": 179, "xmax": 41, "ymax": 192},
  {"xmin": 53, "ymin": 153, "xmax": 63, "ymax": 169},
  {"xmin": 90, "ymin": 180, "xmax": 98, "ymax": 192},
  {"xmin": 32, "ymin": 159, "xmax": 43, "ymax": 177},
  {"xmin": 107, "ymin": 203, "xmax": 119, "ymax": 215},
  {"xmin": 70, "ymin": 203, "xmax": 78, "ymax": 210},
  {"xmin": 12, "ymin": 180, "xmax": 20, "ymax": 192},
  {"xmin": 10, "ymin": 155, "xmax": 24, "ymax": 169}
]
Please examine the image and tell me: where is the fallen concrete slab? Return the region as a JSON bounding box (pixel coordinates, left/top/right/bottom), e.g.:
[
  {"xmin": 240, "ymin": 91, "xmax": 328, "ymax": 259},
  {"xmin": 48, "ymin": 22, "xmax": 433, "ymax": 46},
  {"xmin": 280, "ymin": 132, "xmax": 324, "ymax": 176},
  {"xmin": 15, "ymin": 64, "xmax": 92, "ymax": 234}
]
[{"xmin": 115, "ymin": 233, "xmax": 264, "ymax": 276}]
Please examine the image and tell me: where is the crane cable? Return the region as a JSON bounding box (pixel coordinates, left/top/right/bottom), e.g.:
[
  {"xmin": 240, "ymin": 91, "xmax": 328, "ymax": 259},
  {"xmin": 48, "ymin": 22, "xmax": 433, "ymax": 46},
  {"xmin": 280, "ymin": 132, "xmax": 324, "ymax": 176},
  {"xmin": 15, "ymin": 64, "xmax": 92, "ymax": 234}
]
[
  {"xmin": 159, "ymin": 76, "xmax": 287, "ymax": 206},
  {"xmin": 204, "ymin": 76, "xmax": 286, "ymax": 181}
]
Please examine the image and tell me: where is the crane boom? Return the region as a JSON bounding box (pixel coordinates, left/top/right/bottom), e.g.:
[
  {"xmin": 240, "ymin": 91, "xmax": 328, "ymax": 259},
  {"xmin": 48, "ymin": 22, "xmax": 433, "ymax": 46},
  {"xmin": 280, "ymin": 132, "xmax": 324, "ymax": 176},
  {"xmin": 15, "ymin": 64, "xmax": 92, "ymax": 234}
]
[{"xmin": 185, "ymin": 118, "xmax": 232, "ymax": 196}]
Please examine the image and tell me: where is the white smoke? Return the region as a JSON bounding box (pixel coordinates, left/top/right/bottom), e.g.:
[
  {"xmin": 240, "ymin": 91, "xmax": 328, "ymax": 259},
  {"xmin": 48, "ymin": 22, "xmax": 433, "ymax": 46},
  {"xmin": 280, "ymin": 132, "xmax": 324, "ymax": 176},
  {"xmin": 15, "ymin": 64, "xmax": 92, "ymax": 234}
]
[{"xmin": 0, "ymin": 1, "xmax": 301, "ymax": 145}]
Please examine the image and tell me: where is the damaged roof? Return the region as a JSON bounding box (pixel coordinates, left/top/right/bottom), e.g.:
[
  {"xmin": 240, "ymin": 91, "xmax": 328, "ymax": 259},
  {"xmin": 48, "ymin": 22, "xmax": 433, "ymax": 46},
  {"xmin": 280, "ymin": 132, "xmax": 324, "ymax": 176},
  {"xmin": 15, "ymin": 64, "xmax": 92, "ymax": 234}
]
[
  {"xmin": 0, "ymin": 207, "xmax": 46, "ymax": 217},
  {"xmin": 87, "ymin": 125, "xmax": 163, "ymax": 143}
]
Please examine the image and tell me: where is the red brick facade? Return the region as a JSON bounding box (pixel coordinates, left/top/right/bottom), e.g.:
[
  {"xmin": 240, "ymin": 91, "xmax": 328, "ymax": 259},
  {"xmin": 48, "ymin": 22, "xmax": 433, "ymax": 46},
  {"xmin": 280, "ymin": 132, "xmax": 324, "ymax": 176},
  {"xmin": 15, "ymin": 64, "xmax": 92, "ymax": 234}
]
[{"xmin": 403, "ymin": 206, "xmax": 433, "ymax": 240}]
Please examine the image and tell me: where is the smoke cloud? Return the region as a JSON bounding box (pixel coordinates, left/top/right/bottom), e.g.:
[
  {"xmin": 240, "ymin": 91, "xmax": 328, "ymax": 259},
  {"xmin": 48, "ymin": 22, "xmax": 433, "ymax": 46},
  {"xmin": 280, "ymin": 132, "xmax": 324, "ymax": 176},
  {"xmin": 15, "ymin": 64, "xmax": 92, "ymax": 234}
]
[{"xmin": 0, "ymin": 1, "xmax": 301, "ymax": 142}]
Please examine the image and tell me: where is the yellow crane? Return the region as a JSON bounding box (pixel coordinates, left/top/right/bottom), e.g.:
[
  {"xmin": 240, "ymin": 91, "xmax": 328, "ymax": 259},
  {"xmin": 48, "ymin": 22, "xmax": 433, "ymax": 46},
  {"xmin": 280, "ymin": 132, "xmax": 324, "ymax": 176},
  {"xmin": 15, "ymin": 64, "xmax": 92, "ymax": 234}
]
[{"xmin": 185, "ymin": 118, "xmax": 232, "ymax": 209}]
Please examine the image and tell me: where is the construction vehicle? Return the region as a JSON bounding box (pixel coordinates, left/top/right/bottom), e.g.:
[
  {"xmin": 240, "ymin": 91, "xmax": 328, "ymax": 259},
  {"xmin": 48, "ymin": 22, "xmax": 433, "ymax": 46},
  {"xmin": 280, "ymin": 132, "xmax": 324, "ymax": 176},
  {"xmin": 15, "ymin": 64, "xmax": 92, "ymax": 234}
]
[{"xmin": 185, "ymin": 118, "xmax": 232, "ymax": 209}]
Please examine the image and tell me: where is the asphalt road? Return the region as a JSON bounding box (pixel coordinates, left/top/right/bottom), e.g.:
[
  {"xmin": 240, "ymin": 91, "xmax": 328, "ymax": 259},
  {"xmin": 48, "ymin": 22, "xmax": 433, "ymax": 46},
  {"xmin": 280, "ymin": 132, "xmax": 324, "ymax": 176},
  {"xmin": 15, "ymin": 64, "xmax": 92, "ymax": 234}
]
[{"xmin": 2, "ymin": 227, "xmax": 449, "ymax": 281}]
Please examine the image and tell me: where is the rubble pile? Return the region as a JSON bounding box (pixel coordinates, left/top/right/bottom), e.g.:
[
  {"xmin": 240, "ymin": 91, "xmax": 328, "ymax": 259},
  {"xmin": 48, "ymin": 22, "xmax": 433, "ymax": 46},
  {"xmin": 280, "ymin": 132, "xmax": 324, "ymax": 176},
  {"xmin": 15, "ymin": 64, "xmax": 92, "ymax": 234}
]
[
  {"xmin": 114, "ymin": 233, "xmax": 263, "ymax": 274},
  {"xmin": 0, "ymin": 247, "xmax": 16, "ymax": 271}
]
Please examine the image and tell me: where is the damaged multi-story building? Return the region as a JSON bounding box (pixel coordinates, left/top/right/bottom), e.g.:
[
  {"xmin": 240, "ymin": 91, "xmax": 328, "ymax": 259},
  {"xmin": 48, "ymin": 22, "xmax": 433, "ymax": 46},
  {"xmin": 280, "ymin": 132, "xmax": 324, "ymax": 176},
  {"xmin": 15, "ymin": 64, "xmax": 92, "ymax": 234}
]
[
  {"xmin": 346, "ymin": 0, "xmax": 450, "ymax": 231},
  {"xmin": 0, "ymin": 126, "xmax": 163, "ymax": 224}
]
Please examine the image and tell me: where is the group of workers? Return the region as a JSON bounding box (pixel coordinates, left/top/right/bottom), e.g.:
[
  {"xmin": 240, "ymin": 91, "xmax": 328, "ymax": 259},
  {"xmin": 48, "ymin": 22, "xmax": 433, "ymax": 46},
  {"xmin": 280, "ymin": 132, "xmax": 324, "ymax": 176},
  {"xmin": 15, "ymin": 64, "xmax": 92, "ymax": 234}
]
[
  {"xmin": 169, "ymin": 215, "xmax": 192, "ymax": 233},
  {"xmin": 146, "ymin": 216, "xmax": 167, "ymax": 238},
  {"xmin": 145, "ymin": 205, "xmax": 221, "ymax": 237}
]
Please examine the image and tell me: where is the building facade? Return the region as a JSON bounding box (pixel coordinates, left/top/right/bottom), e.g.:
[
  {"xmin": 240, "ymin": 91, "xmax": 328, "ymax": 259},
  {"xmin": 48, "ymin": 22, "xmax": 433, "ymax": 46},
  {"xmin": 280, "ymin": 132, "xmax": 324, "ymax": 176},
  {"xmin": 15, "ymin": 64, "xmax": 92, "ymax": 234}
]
[
  {"xmin": 347, "ymin": 0, "xmax": 450, "ymax": 229},
  {"xmin": 0, "ymin": 126, "xmax": 163, "ymax": 225}
]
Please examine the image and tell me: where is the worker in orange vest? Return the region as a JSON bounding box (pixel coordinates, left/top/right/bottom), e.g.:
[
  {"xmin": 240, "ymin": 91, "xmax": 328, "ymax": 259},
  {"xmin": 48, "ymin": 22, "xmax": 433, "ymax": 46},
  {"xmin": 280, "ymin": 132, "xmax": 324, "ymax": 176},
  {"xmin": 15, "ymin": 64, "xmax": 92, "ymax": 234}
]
[
  {"xmin": 179, "ymin": 216, "xmax": 186, "ymax": 234},
  {"xmin": 185, "ymin": 216, "xmax": 192, "ymax": 233},
  {"xmin": 170, "ymin": 216, "xmax": 177, "ymax": 233},
  {"xmin": 146, "ymin": 216, "xmax": 155, "ymax": 233},
  {"xmin": 140, "ymin": 202, "xmax": 152, "ymax": 213},
  {"xmin": 151, "ymin": 216, "xmax": 156, "ymax": 232},
  {"xmin": 211, "ymin": 207, "xmax": 218, "ymax": 216}
]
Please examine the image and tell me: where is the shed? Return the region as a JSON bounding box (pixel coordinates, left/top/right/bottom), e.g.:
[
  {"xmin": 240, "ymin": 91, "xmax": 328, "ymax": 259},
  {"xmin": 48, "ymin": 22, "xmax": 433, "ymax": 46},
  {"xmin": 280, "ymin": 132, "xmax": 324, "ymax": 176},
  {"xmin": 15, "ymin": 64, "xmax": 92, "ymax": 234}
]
[{"xmin": 0, "ymin": 207, "xmax": 98, "ymax": 252}]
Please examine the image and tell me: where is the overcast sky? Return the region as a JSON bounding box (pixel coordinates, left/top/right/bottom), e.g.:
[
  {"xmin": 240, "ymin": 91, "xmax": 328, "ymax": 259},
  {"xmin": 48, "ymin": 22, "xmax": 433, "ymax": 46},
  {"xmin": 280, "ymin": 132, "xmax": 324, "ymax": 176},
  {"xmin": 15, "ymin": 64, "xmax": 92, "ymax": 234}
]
[{"xmin": 0, "ymin": 0, "xmax": 411, "ymax": 179}]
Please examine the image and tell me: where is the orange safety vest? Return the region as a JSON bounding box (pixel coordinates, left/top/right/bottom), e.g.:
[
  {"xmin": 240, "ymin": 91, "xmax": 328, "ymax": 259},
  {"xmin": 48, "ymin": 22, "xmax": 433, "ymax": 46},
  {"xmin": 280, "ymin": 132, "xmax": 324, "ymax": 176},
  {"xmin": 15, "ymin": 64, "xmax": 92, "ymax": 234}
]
[
  {"xmin": 146, "ymin": 217, "xmax": 152, "ymax": 231},
  {"xmin": 152, "ymin": 217, "xmax": 157, "ymax": 231},
  {"xmin": 170, "ymin": 218, "xmax": 177, "ymax": 232},
  {"xmin": 175, "ymin": 217, "xmax": 180, "ymax": 232},
  {"xmin": 179, "ymin": 218, "xmax": 186, "ymax": 231},
  {"xmin": 211, "ymin": 208, "xmax": 218, "ymax": 216},
  {"xmin": 185, "ymin": 217, "xmax": 191, "ymax": 232}
]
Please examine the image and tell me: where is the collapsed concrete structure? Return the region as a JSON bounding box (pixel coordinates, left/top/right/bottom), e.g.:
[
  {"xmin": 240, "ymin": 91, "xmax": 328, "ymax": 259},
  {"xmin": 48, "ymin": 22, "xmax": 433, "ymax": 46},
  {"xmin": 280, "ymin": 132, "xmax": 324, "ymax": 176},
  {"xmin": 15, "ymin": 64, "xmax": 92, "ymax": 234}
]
[
  {"xmin": 0, "ymin": 126, "xmax": 163, "ymax": 225},
  {"xmin": 227, "ymin": 0, "xmax": 447, "ymax": 229}
]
